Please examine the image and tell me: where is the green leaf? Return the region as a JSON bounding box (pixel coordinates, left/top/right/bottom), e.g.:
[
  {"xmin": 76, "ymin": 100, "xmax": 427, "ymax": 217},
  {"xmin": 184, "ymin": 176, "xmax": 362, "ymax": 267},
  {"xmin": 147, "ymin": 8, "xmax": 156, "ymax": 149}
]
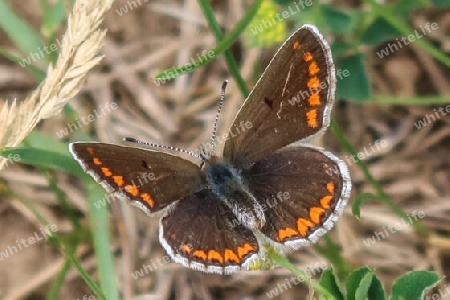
[
  {"xmin": 361, "ymin": 18, "xmax": 401, "ymax": 45},
  {"xmin": 331, "ymin": 41, "xmax": 353, "ymax": 60},
  {"xmin": 0, "ymin": 147, "xmax": 86, "ymax": 178},
  {"xmin": 346, "ymin": 267, "xmax": 375, "ymax": 300},
  {"xmin": 314, "ymin": 236, "xmax": 353, "ymax": 278},
  {"xmin": 355, "ymin": 272, "xmax": 375, "ymax": 300},
  {"xmin": 245, "ymin": 0, "xmax": 286, "ymax": 47},
  {"xmin": 0, "ymin": 0, "xmax": 46, "ymax": 62},
  {"xmin": 273, "ymin": 0, "xmax": 295, "ymax": 5},
  {"xmin": 320, "ymin": 4, "xmax": 352, "ymax": 33},
  {"xmin": 368, "ymin": 275, "xmax": 386, "ymax": 300},
  {"xmin": 337, "ymin": 53, "xmax": 370, "ymax": 101},
  {"xmin": 432, "ymin": 0, "xmax": 450, "ymax": 7},
  {"xmin": 392, "ymin": 0, "xmax": 426, "ymax": 17},
  {"xmin": 390, "ymin": 271, "xmax": 441, "ymax": 300},
  {"xmin": 319, "ymin": 269, "xmax": 345, "ymax": 300}
]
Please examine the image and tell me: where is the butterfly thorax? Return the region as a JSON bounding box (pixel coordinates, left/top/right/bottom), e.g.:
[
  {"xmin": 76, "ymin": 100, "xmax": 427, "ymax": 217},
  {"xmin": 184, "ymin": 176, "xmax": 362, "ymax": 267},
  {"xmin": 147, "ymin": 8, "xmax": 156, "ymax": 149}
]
[{"xmin": 205, "ymin": 158, "xmax": 266, "ymax": 230}]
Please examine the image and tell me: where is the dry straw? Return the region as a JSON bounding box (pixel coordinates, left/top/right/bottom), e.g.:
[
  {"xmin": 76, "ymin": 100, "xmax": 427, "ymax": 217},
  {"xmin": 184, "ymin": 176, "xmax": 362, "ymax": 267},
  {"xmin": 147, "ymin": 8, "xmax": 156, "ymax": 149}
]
[{"xmin": 0, "ymin": 0, "xmax": 115, "ymax": 171}]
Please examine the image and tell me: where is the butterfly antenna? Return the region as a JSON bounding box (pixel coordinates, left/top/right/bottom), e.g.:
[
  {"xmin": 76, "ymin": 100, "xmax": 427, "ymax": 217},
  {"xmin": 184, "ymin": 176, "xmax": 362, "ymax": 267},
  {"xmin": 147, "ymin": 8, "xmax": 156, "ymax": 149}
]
[
  {"xmin": 209, "ymin": 80, "xmax": 228, "ymax": 155},
  {"xmin": 123, "ymin": 137, "xmax": 200, "ymax": 159},
  {"xmin": 124, "ymin": 80, "xmax": 228, "ymax": 165}
]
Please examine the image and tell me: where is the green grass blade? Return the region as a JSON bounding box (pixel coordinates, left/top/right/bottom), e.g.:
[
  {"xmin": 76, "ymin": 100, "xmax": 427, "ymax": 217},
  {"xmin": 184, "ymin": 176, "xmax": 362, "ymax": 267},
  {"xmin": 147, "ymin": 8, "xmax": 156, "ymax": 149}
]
[
  {"xmin": 156, "ymin": 0, "xmax": 263, "ymax": 85},
  {"xmin": 0, "ymin": 48, "xmax": 46, "ymax": 81},
  {"xmin": 45, "ymin": 256, "xmax": 72, "ymax": 300},
  {"xmin": 330, "ymin": 119, "xmax": 429, "ymax": 238},
  {"xmin": 267, "ymin": 252, "xmax": 336, "ymax": 299},
  {"xmin": 0, "ymin": 0, "xmax": 46, "ymax": 61},
  {"xmin": 86, "ymin": 182, "xmax": 119, "ymax": 300},
  {"xmin": 364, "ymin": 0, "xmax": 450, "ymax": 67},
  {"xmin": 314, "ymin": 235, "xmax": 353, "ymax": 278},
  {"xmin": 369, "ymin": 95, "xmax": 450, "ymax": 105},
  {"xmin": 197, "ymin": 0, "xmax": 263, "ymax": 97},
  {"xmin": 0, "ymin": 147, "xmax": 86, "ymax": 178},
  {"xmin": 6, "ymin": 188, "xmax": 106, "ymax": 300},
  {"xmin": 40, "ymin": 0, "xmax": 67, "ymax": 38}
]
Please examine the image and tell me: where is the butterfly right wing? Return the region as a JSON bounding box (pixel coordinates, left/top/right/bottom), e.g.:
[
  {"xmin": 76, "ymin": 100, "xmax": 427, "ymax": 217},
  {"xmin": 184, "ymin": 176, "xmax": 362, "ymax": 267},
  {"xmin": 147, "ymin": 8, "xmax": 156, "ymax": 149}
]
[
  {"xmin": 223, "ymin": 25, "xmax": 336, "ymax": 168},
  {"xmin": 69, "ymin": 142, "xmax": 207, "ymax": 216},
  {"xmin": 242, "ymin": 146, "xmax": 351, "ymax": 251}
]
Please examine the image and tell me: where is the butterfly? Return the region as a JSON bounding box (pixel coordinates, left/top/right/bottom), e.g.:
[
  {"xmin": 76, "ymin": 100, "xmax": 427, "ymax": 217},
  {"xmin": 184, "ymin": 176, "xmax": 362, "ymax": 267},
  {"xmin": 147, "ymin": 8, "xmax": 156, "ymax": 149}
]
[{"xmin": 69, "ymin": 24, "xmax": 351, "ymax": 275}]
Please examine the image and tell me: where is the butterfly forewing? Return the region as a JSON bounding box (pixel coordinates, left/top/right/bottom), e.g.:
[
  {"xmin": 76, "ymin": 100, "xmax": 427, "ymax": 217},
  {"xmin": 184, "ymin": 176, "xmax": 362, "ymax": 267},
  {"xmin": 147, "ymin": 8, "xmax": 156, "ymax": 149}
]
[
  {"xmin": 223, "ymin": 25, "xmax": 336, "ymax": 168},
  {"xmin": 70, "ymin": 142, "xmax": 207, "ymax": 216}
]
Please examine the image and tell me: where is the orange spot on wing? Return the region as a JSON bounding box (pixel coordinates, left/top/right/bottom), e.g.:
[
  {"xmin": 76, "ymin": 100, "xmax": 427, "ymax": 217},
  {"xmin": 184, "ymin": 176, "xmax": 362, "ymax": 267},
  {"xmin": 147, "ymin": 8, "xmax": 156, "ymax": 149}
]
[
  {"xmin": 224, "ymin": 249, "xmax": 240, "ymax": 263},
  {"xmin": 306, "ymin": 109, "xmax": 318, "ymax": 128},
  {"xmin": 208, "ymin": 250, "xmax": 224, "ymax": 263},
  {"xmin": 293, "ymin": 41, "xmax": 302, "ymax": 50},
  {"xmin": 125, "ymin": 184, "xmax": 139, "ymax": 196},
  {"xmin": 113, "ymin": 175, "xmax": 124, "ymax": 187},
  {"xmin": 308, "ymin": 92, "xmax": 321, "ymax": 106},
  {"xmin": 310, "ymin": 207, "xmax": 325, "ymax": 224},
  {"xmin": 307, "ymin": 77, "xmax": 320, "ymax": 89},
  {"xmin": 327, "ymin": 182, "xmax": 335, "ymax": 194},
  {"xmin": 320, "ymin": 195, "xmax": 333, "ymax": 209},
  {"xmin": 86, "ymin": 147, "xmax": 94, "ymax": 154},
  {"xmin": 140, "ymin": 193, "xmax": 155, "ymax": 208},
  {"xmin": 278, "ymin": 227, "xmax": 298, "ymax": 241},
  {"xmin": 303, "ymin": 52, "xmax": 313, "ymax": 62},
  {"xmin": 297, "ymin": 218, "xmax": 313, "ymax": 236},
  {"xmin": 193, "ymin": 250, "xmax": 207, "ymax": 260},
  {"xmin": 237, "ymin": 243, "xmax": 255, "ymax": 258},
  {"xmin": 181, "ymin": 244, "xmax": 191, "ymax": 253},
  {"xmin": 93, "ymin": 157, "xmax": 102, "ymax": 165},
  {"xmin": 101, "ymin": 167, "xmax": 112, "ymax": 177},
  {"xmin": 308, "ymin": 61, "xmax": 320, "ymax": 76}
]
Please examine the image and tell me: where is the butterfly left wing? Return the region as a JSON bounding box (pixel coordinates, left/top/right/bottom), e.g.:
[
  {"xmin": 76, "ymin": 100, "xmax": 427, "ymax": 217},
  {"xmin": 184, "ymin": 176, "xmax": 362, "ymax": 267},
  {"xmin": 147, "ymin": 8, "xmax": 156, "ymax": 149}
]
[
  {"xmin": 242, "ymin": 146, "xmax": 351, "ymax": 250},
  {"xmin": 69, "ymin": 142, "xmax": 207, "ymax": 216}
]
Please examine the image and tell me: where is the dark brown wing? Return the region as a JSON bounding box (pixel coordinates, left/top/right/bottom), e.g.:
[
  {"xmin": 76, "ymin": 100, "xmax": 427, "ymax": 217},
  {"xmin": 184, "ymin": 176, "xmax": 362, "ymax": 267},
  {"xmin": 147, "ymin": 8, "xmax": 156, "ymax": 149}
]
[
  {"xmin": 159, "ymin": 189, "xmax": 261, "ymax": 274},
  {"xmin": 243, "ymin": 146, "xmax": 351, "ymax": 250},
  {"xmin": 69, "ymin": 142, "xmax": 206, "ymax": 216},
  {"xmin": 223, "ymin": 25, "xmax": 336, "ymax": 168}
]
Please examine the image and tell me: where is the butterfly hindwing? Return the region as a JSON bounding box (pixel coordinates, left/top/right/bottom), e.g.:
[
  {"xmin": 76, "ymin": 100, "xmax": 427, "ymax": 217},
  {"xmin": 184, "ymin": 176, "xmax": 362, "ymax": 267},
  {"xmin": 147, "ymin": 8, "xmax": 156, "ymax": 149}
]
[
  {"xmin": 159, "ymin": 189, "xmax": 260, "ymax": 274},
  {"xmin": 223, "ymin": 25, "xmax": 336, "ymax": 168},
  {"xmin": 242, "ymin": 146, "xmax": 351, "ymax": 250},
  {"xmin": 69, "ymin": 142, "xmax": 207, "ymax": 216}
]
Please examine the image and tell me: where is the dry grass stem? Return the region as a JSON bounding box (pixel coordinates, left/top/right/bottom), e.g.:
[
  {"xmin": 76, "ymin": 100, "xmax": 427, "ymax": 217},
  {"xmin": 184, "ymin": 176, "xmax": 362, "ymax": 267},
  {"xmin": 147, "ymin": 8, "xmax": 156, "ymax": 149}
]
[{"xmin": 0, "ymin": 0, "xmax": 115, "ymax": 171}]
